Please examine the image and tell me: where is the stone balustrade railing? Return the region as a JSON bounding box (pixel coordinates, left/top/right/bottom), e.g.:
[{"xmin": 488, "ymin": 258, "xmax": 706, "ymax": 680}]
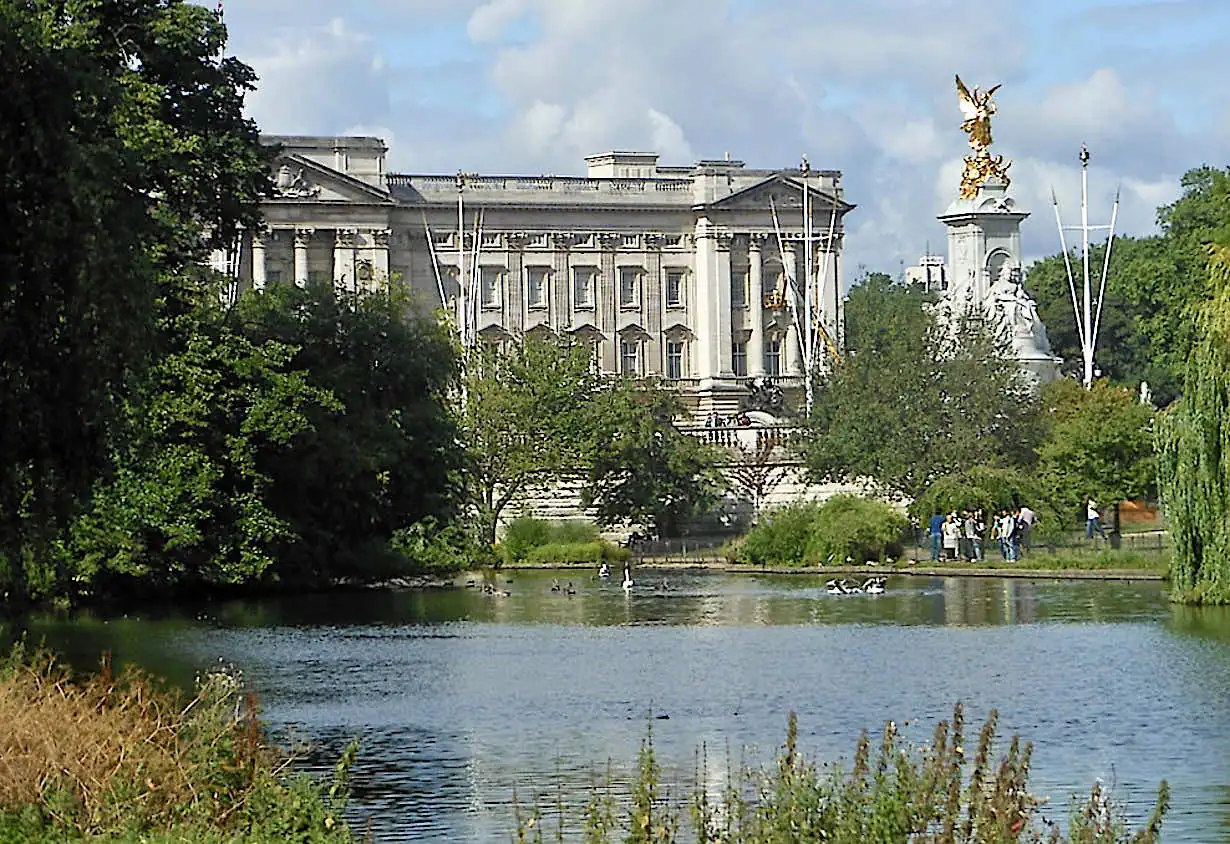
[
  {"xmin": 677, "ymin": 424, "xmax": 801, "ymax": 457},
  {"xmin": 387, "ymin": 174, "xmax": 695, "ymax": 195}
]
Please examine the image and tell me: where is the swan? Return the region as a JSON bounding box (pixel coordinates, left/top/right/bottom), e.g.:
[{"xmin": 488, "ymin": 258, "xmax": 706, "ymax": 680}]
[
  {"xmin": 550, "ymin": 579, "xmax": 561, "ymax": 593},
  {"xmin": 825, "ymin": 579, "xmax": 843, "ymax": 595},
  {"xmin": 863, "ymin": 577, "xmax": 886, "ymax": 595},
  {"xmin": 840, "ymin": 578, "xmax": 862, "ymax": 595},
  {"xmin": 598, "ymin": 563, "xmax": 610, "ymax": 579},
  {"xmin": 622, "ymin": 566, "xmax": 634, "ymax": 591}
]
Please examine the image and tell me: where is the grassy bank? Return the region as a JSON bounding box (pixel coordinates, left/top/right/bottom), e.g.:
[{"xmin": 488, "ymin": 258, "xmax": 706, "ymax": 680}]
[
  {"xmin": 513, "ymin": 705, "xmax": 1169, "ymax": 843},
  {"xmin": 0, "ymin": 643, "xmax": 355, "ymax": 843}
]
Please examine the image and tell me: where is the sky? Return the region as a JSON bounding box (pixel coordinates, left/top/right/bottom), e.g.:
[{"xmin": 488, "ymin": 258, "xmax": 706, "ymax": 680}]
[{"xmin": 213, "ymin": 0, "xmax": 1230, "ymax": 277}]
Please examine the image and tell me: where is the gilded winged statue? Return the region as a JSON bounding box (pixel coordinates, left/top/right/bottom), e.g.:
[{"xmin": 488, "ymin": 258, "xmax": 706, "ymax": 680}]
[{"xmin": 955, "ymin": 74, "xmax": 1011, "ymax": 199}]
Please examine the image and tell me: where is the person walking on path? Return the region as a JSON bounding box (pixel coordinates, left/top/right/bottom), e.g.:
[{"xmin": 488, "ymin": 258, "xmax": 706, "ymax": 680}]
[
  {"xmin": 1086, "ymin": 499, "xmax": 1108, "ymax": 541},
  {"xmin": 1018, "ymin": 505, "xmax": 1036, "ymax": 556}
]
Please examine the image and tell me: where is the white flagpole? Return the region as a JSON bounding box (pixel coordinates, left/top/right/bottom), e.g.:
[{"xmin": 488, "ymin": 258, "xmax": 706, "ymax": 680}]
[
  {"xmin": 801, "ymin": 156, "xmax": 814, "ymax": 416},
  {"xmin": 1051, "ymin": 188, "xmax": 1087, "ymax": 352},
  {"xmin": 1080, "ymin": 145, "xmax": 1093, "ymax": 387}
]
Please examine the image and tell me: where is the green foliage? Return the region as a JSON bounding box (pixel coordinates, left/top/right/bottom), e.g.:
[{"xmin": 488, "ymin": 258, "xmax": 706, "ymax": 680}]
[
  {"xmin": 736, "ymin": 496, "xmax": 907, "ymax": 566},
  {"xmin": 47, "ymin": 284, "xmax": 336, "ymax": 599},
  {"xmin": 515, "ymin": 704, "xmax": 1169, "ymax": 843},
  {"xmin": 581, "ymin": 384, "xmax": 726, "ymax": 537},
  {"xmin": 460, "ymin": 337, "xmax": 602, "ymax": 543},
  {"xmin": 801, "ymin": 276, "xmax": 1040, "ymax": 499},
  {"xmin": 1157, "ymin": 244, "xmax": 1230, "ymax": 605},
  {"xmin": 497, "ymin": 518, "xmax": 627, "ymax": 565},
  {"xmin": 1035, "ymin": 379, "xmax": 1156, "ymax": 522},
  {"xmin": 0, "ymin": 0, "xmax": 270, "ymax": 596},
  {"xmin": 0, "ymin": 645, "xmax": 354, "ymax": 842},
  {"xmin": 238, "ymin": 284, "xmax": 464, "ymax": 587},
  {"xmin": 389, "ymin": 517, "xmax": 492, "ymax": 574}
]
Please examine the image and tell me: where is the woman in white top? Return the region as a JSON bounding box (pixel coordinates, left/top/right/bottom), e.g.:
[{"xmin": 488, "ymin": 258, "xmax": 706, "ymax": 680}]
[{"xmin": 941, "ymin": 515, "xmax": 960, "ymax": 561}]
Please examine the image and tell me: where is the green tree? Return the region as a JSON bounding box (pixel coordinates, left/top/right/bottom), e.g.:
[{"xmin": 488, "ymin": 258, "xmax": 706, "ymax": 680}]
[
  {"xmin": 0, "ymin": 0, "xmax": 269, "ymax": 597},
  {"xmin": 581, "ymin": 383, "xmax": 725, "ymax": 537},
  {"xmin": 1035, "ymin": 378, "xmax": 1156, "ymax": 528},
  {"xmin": 238, "ymin": 284, "xmax": 464, "ymax": 586},
  {"xmin": 801, "ymin": 276, "xmax": 1040, "ymax": 499},
  {"xmin": 48, "ymin": 276, "xmax": 334, "ymax": 600},
  {"xmin": 458, "ymin": 336, "xmax": 601, "ymax": 544},
  {"xmin": 1157, "ymin": 244, "xmax": 1230, "ymax": 604}
]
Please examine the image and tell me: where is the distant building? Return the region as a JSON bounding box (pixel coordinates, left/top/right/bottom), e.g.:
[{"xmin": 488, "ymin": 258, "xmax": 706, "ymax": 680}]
[
  {"xmin": 212, "ymin": 136, "xmax": 856, "ymax": 416},
  {"xmin": 905, "ymin": 253, "xmax": 948, "ymax": 293}
]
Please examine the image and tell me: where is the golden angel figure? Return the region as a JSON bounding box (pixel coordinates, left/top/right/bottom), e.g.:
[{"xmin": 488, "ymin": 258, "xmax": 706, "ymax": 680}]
[{"xmin": 955, "ymin": 74, "xmax": 1000, "ymax": 151}]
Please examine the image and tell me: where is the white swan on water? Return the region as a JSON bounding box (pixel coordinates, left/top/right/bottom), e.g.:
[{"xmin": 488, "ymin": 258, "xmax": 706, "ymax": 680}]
[{"xmin": 622, "ymin": 566, "xmax": 633, "ymax": 591}]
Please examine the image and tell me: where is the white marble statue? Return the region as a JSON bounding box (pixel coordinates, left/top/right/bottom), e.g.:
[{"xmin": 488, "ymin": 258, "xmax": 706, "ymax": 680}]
[{"xmin": 987, "ymin": 262, "xmax": 1051, "ymax": 354}]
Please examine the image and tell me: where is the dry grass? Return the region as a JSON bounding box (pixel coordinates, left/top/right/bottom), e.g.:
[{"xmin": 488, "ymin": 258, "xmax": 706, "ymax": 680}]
[{"xmin": 0, "ymin": 643, "xmax": 297, "ymax": 839}]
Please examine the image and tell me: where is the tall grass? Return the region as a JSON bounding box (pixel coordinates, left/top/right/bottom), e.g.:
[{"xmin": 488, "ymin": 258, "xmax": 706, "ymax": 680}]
[
  {"xmin": 0, "ymin": 642, "xmax": 356, "ymax": 842},
  {"xmin": 513, "ymin": 704, "xmax": 1169, "ymax": 843}
]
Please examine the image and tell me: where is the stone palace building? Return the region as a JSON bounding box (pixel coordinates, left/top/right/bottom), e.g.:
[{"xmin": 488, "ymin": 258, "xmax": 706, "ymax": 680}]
[{"xmin": 215, "ymin": 136, "xmax": 855, "ymax": 417}]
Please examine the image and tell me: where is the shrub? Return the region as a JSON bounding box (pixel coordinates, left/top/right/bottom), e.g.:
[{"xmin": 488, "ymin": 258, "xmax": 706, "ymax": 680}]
[
  {"xmin": 525, "ymin": 542, "xmax": 632, "ymax": 566},
  {"xmin": 513, "ymin": 703, "xmax": 1169, "ymax": 844},
  {"xmin": 0, "ymin": 642, "xmax": 355, "ymax": 842},
  {"xmin": 810, "ymin": 494, "xmax": 908, "ymax": 564},
  {"xmin": 737, "ymin": 502, "xmax": 822, "ymax": 566},
  {"xmin": 736, "ymin": 497, "xmax": 906, "ymax": 566},
  {"xmin": 498, "ymin": 518, "xmax": 606, "ymax": 564},
  {"xmin": 389, "ymin": 516, "xmax": 492, "ymax": 573}
]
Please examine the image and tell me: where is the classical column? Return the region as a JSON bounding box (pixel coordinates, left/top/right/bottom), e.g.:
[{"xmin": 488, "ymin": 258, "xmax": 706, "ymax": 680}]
[
  {"xmin": 334, "ymin": 228, "xmax": 357, "ymax": 291},
  {"xmin": 714, "ymin": 231, "xmax": 734, "ymax": 377},
  {"xmin": 293, "ymin": 227, "xmax": 314, "ymax": 288},
  {"xmin": 250, "ymin": 230, "xmax": 267, "ymax": 291},
  {"xmin": 693, "ymin": 217, "xmax": 720, "ymax": 380},
  {"xmin": 372, "ymin": 228, "xmax": 392, "ymax": 289},
  {"xmin": 785, "ymin": 322, "xmax": 801, "ymax": 375},
  {"xmin": 747, "ymin": 234, "xmax": 765, "ymax": 377}
]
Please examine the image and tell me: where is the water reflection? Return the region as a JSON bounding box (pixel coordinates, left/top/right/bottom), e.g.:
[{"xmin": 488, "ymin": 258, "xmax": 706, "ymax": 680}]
[{"xmin": 4, "ymin": 571, "xmax": 1229, "ymax": 843}]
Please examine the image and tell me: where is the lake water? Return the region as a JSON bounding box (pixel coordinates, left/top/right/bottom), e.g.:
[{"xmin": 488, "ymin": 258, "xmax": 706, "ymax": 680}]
[{"xmin": 7, "ymin": 570, "xmax": 1230, "ymax": 842}]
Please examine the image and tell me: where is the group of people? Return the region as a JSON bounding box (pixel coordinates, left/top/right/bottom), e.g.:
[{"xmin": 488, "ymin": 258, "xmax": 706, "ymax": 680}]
[{"xmin": 928, "ymin": 506, "xmax": 1037, "ymax": 563}]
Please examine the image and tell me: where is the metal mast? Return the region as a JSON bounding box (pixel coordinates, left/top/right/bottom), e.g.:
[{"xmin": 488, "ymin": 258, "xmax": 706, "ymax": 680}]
[
  {"xmin": 1051, "ymin": 145, "xmax": 1120, "ymax": 389},
  {"xmin": 802, "ymin": 155, "xmax": 814, "ymax": 416}
]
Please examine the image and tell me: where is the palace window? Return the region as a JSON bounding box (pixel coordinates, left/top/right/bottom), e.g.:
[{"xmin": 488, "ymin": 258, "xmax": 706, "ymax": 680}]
[
  {"xmin": 665, "ymin": 268, "xmax": 685, "ymax": 308},
  {"xmin": 765, "ymin": 337, "xmax": 782, "ymax": 377},
  {"xmin": 480, "ymin": 267, "xmax": 501, "ymax": 309},
  {"xmin": 307, "ymin": 270, "xmax": 328, "ymax": 287},
  {"xmin": 620, "ymin": 340, "xmax": 640, "ymax": 376},
  {"xmin": 526, "ymin": 266, "xmax": 549, "ymax": 308},
  {"xmin": 572, "ymin": 266, "xmax": 597, "ymax": 309},
  {"xmin": 731, "ymin": 270, "xmax": 748, "ymax": 308},
  {"xmin": 665, "ymin": 341, "xmax": 685, "ymax": 380},
  {"xmin": 732, "ymin": 340, "xmax": 748, "ymax": 377},
  {"xmin": 266, "ymin": 269, "xmax": 284, "ymax": 286},
  {"xmin": 618, "ymin": 267, "xmax": 641, "ymax": 309}
]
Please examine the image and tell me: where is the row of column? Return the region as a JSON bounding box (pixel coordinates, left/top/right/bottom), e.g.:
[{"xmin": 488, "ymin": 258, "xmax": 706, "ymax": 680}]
[{"xmin": 249, "ymin": 227, "xmax": 391, "ymax": 290}]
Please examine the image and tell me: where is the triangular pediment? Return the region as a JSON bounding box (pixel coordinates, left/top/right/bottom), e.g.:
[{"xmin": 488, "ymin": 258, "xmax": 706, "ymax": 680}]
[
  {"xmin": 704, "ymin": 174, "xmax": 854, "ymax": 215},
  {"xmin": 269, "ymin": 155, "xmax": 393, "ymax": 204}
]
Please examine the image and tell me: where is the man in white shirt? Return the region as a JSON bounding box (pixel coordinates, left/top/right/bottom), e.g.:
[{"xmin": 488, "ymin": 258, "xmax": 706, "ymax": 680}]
[{"xmin": 1086, "ymin": 499, "xmax": 1108, "ymax": 541}]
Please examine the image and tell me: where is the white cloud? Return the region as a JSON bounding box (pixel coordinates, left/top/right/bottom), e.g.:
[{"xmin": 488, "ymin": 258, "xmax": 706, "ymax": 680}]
[{"xmin": 215, "ymin": 0, "xmax": 1230, "ymax": 275}]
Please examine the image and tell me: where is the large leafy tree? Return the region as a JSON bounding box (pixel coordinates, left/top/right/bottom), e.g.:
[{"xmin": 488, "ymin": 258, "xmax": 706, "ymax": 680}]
[
  {"xmin": 459, "ymin": 336, "xmax": 602, "ymax": 543},
  {"xmin": 53, "ymin": 279, "xmax": 335, "ymax": 599},
  {"xmin": 239, "ymin": 285, "xmax": 464, "ymax": 585},
  {"xmin": 581, "ymin": 383, "xmax": 725, "ymax": 537},
  {"xmin": 0, "ymin": 0, "xmax": 269, "ymax": 595},
  {"xmin": 800, "ymin": 275, "xmax": 1040, "ymax": 499},
  {"xmin": 1035, "ymin": 378, "xmax": 1156, "ymax": 527},
  {"xmin": 1157, "ymin": 244, "xmax": 1230, "ymax": 605}
]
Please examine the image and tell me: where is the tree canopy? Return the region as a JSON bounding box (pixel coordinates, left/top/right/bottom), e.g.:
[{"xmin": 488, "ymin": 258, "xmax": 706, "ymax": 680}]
[{"xmin": 800, "ymin": 274, "xmax": 1040, "ymax": 499}]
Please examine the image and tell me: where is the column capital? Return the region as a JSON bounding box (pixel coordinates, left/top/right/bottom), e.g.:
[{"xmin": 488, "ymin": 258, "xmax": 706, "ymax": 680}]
[
  {"xmin": 715, "ymin": 232, "xmax": 734, "ymax": 250},
  {"xmin": 747, "ymin": 232, "xmax": 769, "ymax": 250},
  {"xmin": 335, "ymin": 227, "xmax": 359, "ymax": 247},
  {"xmin": 294, "ymin": 227, "xmax": 315, "ymax": 247}
]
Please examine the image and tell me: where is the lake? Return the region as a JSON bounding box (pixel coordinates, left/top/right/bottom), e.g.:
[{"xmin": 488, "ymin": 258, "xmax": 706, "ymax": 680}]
[{"xmin": 6, "ymin": 569, "xmax": 1230, "ymax": 842}]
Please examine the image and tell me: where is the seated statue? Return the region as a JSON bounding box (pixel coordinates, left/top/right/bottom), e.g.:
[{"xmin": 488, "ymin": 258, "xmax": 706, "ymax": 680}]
[{"xmin": 988, "ymin": 263, "xmax": 1051, "ymax": 354}]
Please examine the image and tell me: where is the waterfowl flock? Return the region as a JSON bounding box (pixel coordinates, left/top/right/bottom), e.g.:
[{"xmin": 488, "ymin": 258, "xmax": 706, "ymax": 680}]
[{"xmin": 826, "ymin": 577, "xmax": 887, "ymax": 596}]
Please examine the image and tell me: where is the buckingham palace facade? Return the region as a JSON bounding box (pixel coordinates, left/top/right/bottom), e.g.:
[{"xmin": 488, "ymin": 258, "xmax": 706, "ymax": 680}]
[{"xmin": 217, "ymin": 135, "xmax": 855, "ymax": 417}]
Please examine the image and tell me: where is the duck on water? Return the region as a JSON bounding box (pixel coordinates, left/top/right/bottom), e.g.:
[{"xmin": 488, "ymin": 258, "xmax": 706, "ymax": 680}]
[{"xmin": 825, "ymin": 577, "xmax": 887, "ymax": 595}]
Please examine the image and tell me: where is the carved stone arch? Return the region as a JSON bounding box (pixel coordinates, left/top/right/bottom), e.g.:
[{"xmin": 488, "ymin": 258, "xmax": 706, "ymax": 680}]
[
  {"xmin": 569, "ymin": 322, "xmax": 607, "ymax": 345},
  {"xmin": 662, "ymin": 322, "xmax": 695, "ymax": 343},
  {"xmin": 477, "ymin": 324, "xmax": 512, "ymax": 348},
  {"xmin": 524, "ymin": 323, "xmax": 557, "ymax": 343}
]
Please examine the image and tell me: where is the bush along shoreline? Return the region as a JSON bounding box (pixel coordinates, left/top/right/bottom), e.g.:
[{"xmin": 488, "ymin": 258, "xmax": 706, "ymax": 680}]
[
  {"xmin": 0, "ymin": 643, "xmax": 357, "ymax": 843},
  {"xmin": 513, "ymin": 704, "xmax": 1169, "ymax": 844}
]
